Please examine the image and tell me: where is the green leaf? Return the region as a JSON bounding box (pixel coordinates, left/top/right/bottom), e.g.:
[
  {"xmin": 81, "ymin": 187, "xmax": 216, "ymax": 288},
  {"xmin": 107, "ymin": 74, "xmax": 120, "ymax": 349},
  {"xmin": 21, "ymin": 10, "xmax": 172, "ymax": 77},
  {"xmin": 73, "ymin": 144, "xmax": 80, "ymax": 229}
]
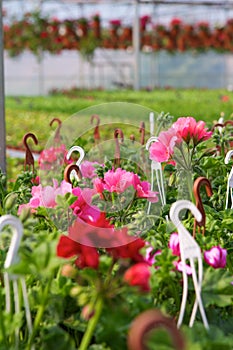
[
  {"xmin": 41, "ymin": 326, "xmax": 76, "ymax": 350},
  {"xmin": 202, "ymin": 267, "xmax": 233, "ymax": 307}
]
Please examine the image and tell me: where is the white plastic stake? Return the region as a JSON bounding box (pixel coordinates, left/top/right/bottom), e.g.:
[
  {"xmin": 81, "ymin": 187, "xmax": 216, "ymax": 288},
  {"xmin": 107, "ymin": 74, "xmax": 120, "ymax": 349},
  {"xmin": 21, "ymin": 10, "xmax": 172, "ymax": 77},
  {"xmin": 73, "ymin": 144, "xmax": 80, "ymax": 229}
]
[
  {"xmin": 0, "ymin": 215, "xmax": 33, "ymax": 347},
  {"xmin": 225, "ymin": 150, "xmax": 233, "ymax": 209},
  {"xmin": 217, "ymin": 115, "xmax": 224, "ymax": 134},
  {"xmin": 146, "ymin": 136, "xmax": 166, "ymax": 213},
  {"xmin": 149, "ymin": 112, "xmax": 154, "ymax": 136},
  {"xmin": 66, "ymin": 145, "xmax": 85, "ymax": 180},
  {"xmin": 170, "ymin": 200, "xmax": 209, "ymax": 330}
]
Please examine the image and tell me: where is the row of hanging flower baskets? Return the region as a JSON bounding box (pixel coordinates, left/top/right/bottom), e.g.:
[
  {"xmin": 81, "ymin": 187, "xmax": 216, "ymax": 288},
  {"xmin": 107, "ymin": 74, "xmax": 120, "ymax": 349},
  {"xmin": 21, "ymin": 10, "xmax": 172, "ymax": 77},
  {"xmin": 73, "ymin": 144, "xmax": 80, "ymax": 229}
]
[
  {"xmin": 0, "ymin": 105, "xmax": 233, "ymax": 348},
  {"xmin": 3, "ymin": 11, "xmax": 233, "ymax": 58}
]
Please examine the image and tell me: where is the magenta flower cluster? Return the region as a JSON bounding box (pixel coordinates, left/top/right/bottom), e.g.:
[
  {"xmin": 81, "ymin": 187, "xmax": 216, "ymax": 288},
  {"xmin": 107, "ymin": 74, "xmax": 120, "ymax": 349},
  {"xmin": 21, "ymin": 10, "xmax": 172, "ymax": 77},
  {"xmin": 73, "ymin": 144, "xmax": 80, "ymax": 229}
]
[{"xmin": 169, "ymin": 232, "xmax": 227, "ymax": 271}]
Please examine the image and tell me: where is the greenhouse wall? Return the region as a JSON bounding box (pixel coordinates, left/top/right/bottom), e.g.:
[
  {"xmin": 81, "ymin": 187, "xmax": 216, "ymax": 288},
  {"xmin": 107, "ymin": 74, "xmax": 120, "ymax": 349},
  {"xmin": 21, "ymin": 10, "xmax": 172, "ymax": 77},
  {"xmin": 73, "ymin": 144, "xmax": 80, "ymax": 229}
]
[{"xmin": 4, "ymin": 49, "xmax": 233, "ymax": 95}]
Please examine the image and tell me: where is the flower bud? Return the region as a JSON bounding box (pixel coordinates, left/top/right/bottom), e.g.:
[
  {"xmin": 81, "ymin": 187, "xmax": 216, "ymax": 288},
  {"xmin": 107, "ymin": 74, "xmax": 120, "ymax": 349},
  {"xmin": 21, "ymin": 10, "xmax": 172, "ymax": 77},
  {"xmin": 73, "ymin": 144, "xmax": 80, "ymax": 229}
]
[
  {"xmin": 168, "ymin": 173, "xmax": 176, "ymax": 186},
  {"xmin": 19, "ymin": 206, "xmax": 31, "ymax": 222},
  {"xmin": 61, "ymin": 264, "xmax": 77, "ymax": 278},
  {"xmin": 70, "ymin": 286, "xmax": 83, "ymax": 297},
  {"xmin": 4, "ymin": 193, "xmax": 18, "ymax": 211},
  {"xmin": 81, "ymin": 304, "xmax": 95, "ymax": 320}
]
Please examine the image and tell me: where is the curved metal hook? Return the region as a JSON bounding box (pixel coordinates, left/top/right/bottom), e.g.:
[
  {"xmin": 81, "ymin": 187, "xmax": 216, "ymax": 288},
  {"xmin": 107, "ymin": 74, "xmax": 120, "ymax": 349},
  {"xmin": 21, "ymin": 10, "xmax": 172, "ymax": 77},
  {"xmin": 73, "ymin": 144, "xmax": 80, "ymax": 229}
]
[
  {"xmin": 211, "ymin": 122, "xmax": 224, "ymax": 131},
  {"xmin": 114, "ymin": 128, "xmax": 124, "ymax": 142},
  {"xmin": 224, "ymin": 120, "xmax": 233, "ymax": 127},
  {"xmin": 114, "ymin": 128, "xmax": 124, "ymax": 167},
  {"xmin": 66, "ymin": 146, "xmax": 85, "ymax": 167},
  {"xmin": 145, "ymin": 136, "xmax": 158, "ymax": 151},
  {"xmin": 139, "ymin": 121, "xmax": 145, "ymax": 145},
  {"xmin": 64, "ymin": 164, "xmax": 82, "ymax": 183},
  {"xmin": 127, "ymin": 309, "xmax": 185, "ymax": 350},
  {"xmin": 90, "ymin": 114, "xmax": 100, "ymax": 141},
  {"xmin": 23, "ymin": 132, "xmax": 38, "ymax": 172},
  {"xmin": 50, "ymin": 118, "xmax": 62, "ymax": 142},
  {"xmin": 90, "ymin": 114, "xmax": 100, "ymax": 126},
  {"xmin": 170, "ymin": 199, "xmax": 202, "ymax": 230},
  {"xmin": 49, "ymin": 117, "xmax": 62, "ymax": 128},
  {"xmin": 193, "ymin": 177, "xmax": 213, "ymax": 237}
]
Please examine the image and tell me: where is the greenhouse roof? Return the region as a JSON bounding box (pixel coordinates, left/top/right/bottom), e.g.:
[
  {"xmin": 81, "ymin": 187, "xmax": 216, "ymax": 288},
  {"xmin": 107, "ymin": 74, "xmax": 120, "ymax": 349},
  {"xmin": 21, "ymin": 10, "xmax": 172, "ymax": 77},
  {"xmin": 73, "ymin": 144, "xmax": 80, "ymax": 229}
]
[{"xmin": 60, "ymin": 0, "xmax": 233, "ymax": 4}]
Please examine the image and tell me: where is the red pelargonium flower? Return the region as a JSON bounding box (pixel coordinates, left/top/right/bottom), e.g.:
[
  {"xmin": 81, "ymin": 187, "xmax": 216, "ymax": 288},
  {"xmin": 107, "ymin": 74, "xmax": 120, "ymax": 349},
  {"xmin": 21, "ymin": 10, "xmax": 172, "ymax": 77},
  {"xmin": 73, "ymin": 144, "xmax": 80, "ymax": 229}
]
[
  {"xmin": 57, "ymin": 235, "xmax": 99, "ymax": 269},
  {"xmin": 170, "ymin": 18, "xmax": 182, "ymax": 27},
  {"xmin": 109, "ymin": 19, "xmax": 121, "ymax": 27},
  {"xmin": 204, "ymin": 246, "xmax": 227, "ymax": 269},
  {"xmin": 68, "ymin": 215, "xmax": 116, "ymax": 248},
  {"xmin": 107, "ymin": 228, "xmax": 145, "ymax": 262},
  {"xmin": 124, "ymin": 262, "xmax": 151, "ymax": 292},
  {"xmin": 221, "ymin": 95, "xmax": 230, "ymax": 102}
]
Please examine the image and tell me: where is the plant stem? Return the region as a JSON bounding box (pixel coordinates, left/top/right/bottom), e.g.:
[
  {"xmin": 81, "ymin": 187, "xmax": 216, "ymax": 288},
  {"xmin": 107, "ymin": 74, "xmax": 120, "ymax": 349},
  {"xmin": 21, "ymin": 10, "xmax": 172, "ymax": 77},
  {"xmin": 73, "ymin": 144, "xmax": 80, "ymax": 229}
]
[
  {"xmin": 186, "ymin": 169, "xmax": 194, "ymax": 202},
  {"xmin": 170, "ymin": 278, "xmax": 180, "ymax": 310},
  {"xmin": 79, "ymin": 297, "xmax": 103, "ymax": 350},
  {"xmin": 0, "ymin": 286, "xmax": 7, "ymax": 347},
  {"xmin": 26, "ymin": 278, "xmax": 52, "ymax": 349}
]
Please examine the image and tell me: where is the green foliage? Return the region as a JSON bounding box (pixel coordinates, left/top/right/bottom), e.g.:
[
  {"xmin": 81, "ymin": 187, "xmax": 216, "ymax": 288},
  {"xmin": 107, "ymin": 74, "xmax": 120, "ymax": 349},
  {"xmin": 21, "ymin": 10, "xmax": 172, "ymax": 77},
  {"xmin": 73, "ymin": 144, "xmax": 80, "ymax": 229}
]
[
  {"xmin": 2, "ymin": 106, "xmax": 233, "ymax": 349},
  {"xmin": 5, "ymin": 89, "xmax": 233, "ymax": 150}
]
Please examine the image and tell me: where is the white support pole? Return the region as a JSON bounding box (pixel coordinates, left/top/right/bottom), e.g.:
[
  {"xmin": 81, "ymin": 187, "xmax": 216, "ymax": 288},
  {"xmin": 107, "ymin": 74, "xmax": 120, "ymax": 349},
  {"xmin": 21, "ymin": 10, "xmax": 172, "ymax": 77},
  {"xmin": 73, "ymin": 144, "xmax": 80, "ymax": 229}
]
[
  {"xmin": 0, "ymin": 0, "xmax": 6, "ymax": 175},
  {"xmin": 133, "ymin": 0, "xmax": 140, "ymax": 90}
]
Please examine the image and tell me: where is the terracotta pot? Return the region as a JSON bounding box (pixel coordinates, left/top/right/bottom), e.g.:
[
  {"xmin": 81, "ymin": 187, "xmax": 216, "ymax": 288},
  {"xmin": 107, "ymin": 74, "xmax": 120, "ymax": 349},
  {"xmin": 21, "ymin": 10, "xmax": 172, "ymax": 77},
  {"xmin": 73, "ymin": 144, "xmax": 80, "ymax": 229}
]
[
  {"xmin": 127, "ymin": 309, "xmax": 186, "ymax": 350},
  {"xmin": 122, "ymin": 27, "xmax": 132, "ymax": 40}
]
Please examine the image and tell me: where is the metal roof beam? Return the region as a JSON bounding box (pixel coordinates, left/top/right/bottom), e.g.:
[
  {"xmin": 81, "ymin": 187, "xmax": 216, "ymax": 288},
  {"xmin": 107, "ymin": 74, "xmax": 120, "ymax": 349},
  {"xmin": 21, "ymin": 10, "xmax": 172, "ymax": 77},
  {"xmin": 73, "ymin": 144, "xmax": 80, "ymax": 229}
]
[{"xmin": 0, "ymin": 0, "xmax": 6, "ymax": 175}]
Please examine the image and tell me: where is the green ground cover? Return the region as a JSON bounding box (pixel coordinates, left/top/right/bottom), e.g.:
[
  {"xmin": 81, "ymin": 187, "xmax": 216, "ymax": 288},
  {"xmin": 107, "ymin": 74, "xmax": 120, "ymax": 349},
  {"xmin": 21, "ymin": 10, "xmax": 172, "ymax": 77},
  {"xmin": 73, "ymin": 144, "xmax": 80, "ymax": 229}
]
[
  {"xmin": 5, "ymin": 88, "xmax": 233, "ymax": 177},
  {"xmin": 5, "ymin": 89, "xmax": 233, "ymax": 147}
]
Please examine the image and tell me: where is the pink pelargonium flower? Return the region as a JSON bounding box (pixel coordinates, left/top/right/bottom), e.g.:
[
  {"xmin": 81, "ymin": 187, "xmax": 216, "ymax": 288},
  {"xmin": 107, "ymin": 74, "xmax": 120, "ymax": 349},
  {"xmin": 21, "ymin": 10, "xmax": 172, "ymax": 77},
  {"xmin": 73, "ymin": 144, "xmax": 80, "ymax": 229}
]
[
  {"xmin": 172, "ymin": 117, "xmax": 212, "ymax": 146},
  {"xmin": 145, "ymin": 245, "xmax": 161, "ymax": 266},
  {"xmin": 133, "ymin": 175, "xmax": 158, "ymax": 203},
  {"xmin": 149, "ymin": 128, "xmax": 179, "ymax": 163},
  {"xmin": 80, "ymin": 161, "xmax": 99, "ymax": 179},
  {"xmin": 169, "ymin": 232, "xmax": 180, "ymax": 256},
  {"xmin": 29, "ymin": 179, "xmax": 72, "ymax": 209},
  {"xmin": 103, "ymin": 168, "xmax": 135, "ymax": 193},
  {"xmin": 174, "ymin": 260, "xmax": 192, "ymax": 275},
  {"xmin": 93, "ymin": 177, "xmax": 105, "ymax": 194},
  {"xmin": 38, "ymin": 144, "xmax": 71, "ymax": 170},
  {"xmin": 204, "ymin": 246, "xmax": 227, "ymax": 269}
]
